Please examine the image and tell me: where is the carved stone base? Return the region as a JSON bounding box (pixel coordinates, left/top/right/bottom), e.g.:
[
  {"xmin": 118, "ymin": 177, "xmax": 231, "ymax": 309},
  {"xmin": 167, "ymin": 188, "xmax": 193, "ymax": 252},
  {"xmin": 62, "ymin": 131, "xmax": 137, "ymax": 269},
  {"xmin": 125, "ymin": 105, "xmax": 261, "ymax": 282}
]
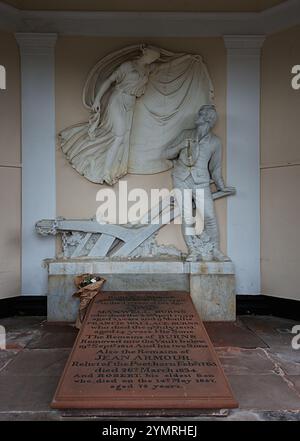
[
  {"xmin": 190, "ymin": 274, "xmax": 236, "ymax": 322},
  {"xmin": 46, "ymin": 259, "xmax": 236, "ymax": 322}
]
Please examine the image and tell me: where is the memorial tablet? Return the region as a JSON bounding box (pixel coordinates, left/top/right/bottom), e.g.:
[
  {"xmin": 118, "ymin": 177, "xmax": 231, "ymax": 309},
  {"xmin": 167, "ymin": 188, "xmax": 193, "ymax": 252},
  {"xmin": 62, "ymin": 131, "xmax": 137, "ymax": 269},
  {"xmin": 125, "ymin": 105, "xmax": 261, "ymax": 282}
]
[{"xmin": 52, "ymin": 292, "xmax": 238, "ymax": 409}]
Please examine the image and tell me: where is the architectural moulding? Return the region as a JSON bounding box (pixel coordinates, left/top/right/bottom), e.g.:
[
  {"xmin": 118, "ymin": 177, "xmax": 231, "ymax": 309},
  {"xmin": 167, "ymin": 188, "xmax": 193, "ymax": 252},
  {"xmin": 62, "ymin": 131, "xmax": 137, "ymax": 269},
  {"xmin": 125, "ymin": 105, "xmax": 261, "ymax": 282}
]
[{"xmin": 0, "ymin": 0, "xmax": 300, "ymax": 37}]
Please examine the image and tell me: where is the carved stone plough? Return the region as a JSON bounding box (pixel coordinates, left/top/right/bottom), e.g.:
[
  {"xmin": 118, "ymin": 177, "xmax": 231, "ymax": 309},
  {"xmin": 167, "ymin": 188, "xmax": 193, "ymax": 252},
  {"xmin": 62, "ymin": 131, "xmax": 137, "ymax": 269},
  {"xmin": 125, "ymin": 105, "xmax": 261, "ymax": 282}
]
[
  {"xmin": 36, "ymin": 197, "xmax": 181, "ymax": 259},
  {"xmin": 36, "ymin": 190, "xmax": 233, "ymax": 259}
]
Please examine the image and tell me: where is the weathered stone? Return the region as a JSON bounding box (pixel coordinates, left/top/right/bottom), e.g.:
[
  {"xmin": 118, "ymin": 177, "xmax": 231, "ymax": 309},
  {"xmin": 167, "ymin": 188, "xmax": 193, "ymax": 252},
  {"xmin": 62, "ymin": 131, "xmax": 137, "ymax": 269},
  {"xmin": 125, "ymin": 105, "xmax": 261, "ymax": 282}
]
[
  {"xmin": 0, "ymin": 375, "xmax": 61, "ymax": 412},
  {"xmin": 216, "ymin": 348, "xmax": 275, "ymax": 375},
  {"xmin": 228, "ymin": 374, "xmax": 300, "ymax": 410},
  {"xmin": 0, "ymin": 315, "xmax": 299, "ymax": 420},
  {"xmin": 190, "ymin": 274, "xmax": 236, "ymax": 322},
  {"xmin": 51, "ymin": 292, "xmax": 238, "ymax": 410},
  {"xmin": 205, "ymin": 321, "xmax": 267, "ymax": 348},
  {"xmin": 47, "ymin": 259, "xmax": 236, "ymax": 323},
  {"xmin": 1, "ymin": 349, "xmax": 70, "ymax": 377},
  {"xmin": 26, "ymin": 324, "xmax": 77, "ymax": 349},
  {"xmin": 0, "ymin": 350, "xmax": 18, "ymax": 372}
]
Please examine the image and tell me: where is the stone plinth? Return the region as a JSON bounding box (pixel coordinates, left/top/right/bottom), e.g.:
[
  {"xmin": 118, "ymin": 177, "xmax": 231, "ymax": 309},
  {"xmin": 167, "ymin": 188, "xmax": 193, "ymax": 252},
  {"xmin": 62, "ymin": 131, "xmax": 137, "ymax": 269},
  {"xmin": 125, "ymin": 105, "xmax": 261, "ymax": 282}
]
[{"xmin": 46, "ymin": 259, "xmax": 236, "ymax": 322}]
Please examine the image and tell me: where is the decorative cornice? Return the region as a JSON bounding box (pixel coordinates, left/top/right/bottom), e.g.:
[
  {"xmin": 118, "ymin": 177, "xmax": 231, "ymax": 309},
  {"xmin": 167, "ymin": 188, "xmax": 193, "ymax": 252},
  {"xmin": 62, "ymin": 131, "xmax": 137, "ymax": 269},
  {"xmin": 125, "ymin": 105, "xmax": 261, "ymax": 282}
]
[
  {"xmin": 223, "ymin": 35, "xmax": 266, "ymax": 49},
  {"xmin": 15, "ymin": 33, "xmax": 58, "ymax": 55},
  {"xmin": 18, "ymin": 11, "xmax": 262, "ymax": 37},
  {"xmin": 0, "ymin": 0, "xmax": 299, "ymax": 37}
]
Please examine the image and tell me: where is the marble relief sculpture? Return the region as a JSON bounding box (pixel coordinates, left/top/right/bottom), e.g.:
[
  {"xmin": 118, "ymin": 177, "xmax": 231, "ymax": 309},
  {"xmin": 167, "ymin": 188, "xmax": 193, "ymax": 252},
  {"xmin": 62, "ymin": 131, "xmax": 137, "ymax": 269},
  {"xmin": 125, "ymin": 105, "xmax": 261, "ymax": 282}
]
[
  {"xmin": 164, "ymin": 105, "xmax": 236, "ymax": 262},
  {"xmin": 59, "ymin": 44, "xmax": 214, "ymax": 185},
  {"xmin": 44, "ymin": 45, "xmax": 237, "ymax": 262},
  {"xmin": 35, "ymin": 203, "xmax": 182, "ymax": 260},
  {"xmin": 35, "ymin": 187, "xmax": 233, "ymax": 261}
]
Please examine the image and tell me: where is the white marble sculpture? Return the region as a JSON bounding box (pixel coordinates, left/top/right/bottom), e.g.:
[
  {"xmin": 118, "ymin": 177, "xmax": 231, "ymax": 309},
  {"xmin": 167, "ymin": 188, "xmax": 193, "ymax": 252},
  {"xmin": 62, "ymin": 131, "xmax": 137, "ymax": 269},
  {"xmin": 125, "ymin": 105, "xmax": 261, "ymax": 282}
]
[
  {"xmin": 35, "ymin": 196, "xmax": 181, "ymax": 259},
  {"xmin": 59, "ymin": 44, "xmax": 214, "ymax": 185},
  {"xmin": 36, "ymin": 187, "xmax": 232, "ymax": 260},
  {"xmin": 165, "ymin": 105, "xmax": 236, "ymax": 262}
]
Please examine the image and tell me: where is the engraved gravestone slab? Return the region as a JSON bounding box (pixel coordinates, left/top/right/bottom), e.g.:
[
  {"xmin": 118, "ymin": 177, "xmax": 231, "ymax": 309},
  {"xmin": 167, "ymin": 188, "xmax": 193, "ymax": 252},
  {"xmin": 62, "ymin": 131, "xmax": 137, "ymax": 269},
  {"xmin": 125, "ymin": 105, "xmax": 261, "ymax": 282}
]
[{"xmin": 52, "ymin": 292, "xmax": 238, "ymax": 409}]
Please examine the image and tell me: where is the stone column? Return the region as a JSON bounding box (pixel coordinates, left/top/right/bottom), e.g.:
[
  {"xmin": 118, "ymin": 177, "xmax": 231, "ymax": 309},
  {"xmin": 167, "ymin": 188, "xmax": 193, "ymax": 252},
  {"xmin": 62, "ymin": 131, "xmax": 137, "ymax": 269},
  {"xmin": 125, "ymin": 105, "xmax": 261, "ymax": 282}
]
[
  {"xmin": 16, "ymin": 33, "xmax": 57, "ymax": 295},
  {"xmin": 224, "ymin": 35, "xmax": 265, "ymax": 295}
]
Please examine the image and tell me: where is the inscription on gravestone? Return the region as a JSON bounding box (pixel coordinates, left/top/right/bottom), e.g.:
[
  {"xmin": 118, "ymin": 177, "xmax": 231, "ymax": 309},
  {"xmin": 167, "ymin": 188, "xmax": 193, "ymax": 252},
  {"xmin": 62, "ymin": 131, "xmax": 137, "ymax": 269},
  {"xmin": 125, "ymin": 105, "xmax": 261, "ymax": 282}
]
[{"xmin": 52, "ymin": 292, "xmax": 237, "ymax": 409}]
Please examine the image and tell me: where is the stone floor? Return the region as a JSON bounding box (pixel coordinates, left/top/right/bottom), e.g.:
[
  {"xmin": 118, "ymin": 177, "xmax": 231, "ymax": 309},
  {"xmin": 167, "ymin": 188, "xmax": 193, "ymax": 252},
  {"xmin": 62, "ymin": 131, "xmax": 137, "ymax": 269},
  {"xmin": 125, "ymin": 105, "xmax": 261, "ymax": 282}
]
[{"xmin": 0, "ymin": 315, "xmax": 299, "ymax": 421}]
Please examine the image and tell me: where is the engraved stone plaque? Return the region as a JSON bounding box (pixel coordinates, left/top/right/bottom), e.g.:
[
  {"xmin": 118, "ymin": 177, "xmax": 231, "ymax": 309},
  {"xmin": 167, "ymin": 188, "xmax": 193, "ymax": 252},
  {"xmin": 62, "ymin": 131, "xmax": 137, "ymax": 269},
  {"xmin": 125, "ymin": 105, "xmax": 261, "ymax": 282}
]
[{"xmin": 52, "ymin": 292, "xmax": 238, "ymax": 409}]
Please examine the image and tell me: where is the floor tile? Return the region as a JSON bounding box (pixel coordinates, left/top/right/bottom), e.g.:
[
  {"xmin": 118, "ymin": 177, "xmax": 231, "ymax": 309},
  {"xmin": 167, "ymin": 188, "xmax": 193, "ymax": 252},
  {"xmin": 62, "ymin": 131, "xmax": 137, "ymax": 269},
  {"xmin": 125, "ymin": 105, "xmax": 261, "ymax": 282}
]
[
  {"xmin": 269, "ymin": 350, "xmax": 300, "ymax": 375},
  {"xmin": 0, "ymin": 349, "xmax": 70, "ymax": 377},
  {"xmin": 0, "ymin": 350, "xmax": 18, "ymax": 372},
  {"xmin": 216, "ymin": 348, "xmax": 275, "ymax": 375},
  {"xmin": 225, "ymin": 409, "xmax": 300, "ymax": 421},
  {"xmin": 0, "ymin": 316, "xmax": 299, "ymax": 419},
  {"xmin": 27, "ymin": 324, "xmax": 78, "ymax": 349},
  {"xmin": 0, "ymin": 411, "xmax": 62, "ymax": 421},
  {"xmin": 0, "ymin": 317, "xmax": 45, "ymax": 332},
  {"xmin": 240, "ymin": 316, "xmax": 299, "ymax": 348},
  {"xmin": 5, "ymin": 330, "xmax": 40, "ymax": 350},
  {"xmin": 205, "ymin": 321, "xmax": 267, "ymax": 348},
  {"xmin": 228, "ymin": 374, "xmax": 300, "ymax": 410},
  {"xmin": 0, "ymin": 375, "xmax": 60, "ymax": 412},
  {"xmin": 289, "ymin": 376, "xmax": 300, "ymax": 393}
]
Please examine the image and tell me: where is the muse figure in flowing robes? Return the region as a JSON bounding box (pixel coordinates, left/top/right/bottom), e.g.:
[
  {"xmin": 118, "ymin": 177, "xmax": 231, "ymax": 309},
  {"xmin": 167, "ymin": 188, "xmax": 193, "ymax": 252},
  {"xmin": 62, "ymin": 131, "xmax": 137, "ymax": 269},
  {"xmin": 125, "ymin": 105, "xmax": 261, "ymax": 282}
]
[{"xmin": 59, "ymin": 45, "xmax": 214, "ymax": 185}]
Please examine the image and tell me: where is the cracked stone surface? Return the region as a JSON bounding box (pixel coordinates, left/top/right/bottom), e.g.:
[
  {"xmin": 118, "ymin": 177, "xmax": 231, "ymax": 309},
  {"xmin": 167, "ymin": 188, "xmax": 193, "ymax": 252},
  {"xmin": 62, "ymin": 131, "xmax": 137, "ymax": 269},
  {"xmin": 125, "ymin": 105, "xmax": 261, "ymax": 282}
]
[
  {"xmin": 0, "ymin": 350, "xmax": 18, "ymax": 372},
  {"xmin": 0, "ymin": 349, "xmax": 71, "ymax": 377},
  {"xmin": 228, "ymin": 374, "xmax": 300, "ymax": 410},
  {"xmin": 0, "ymin": 315, "xmax": 299, "ymax": 421},
  {"xmin": 204, "ymin": 319, "xmax": 267, "ymax": 348},
  {"xmin": 240, "ymin": 316, "xmax": 299, "ymax": 349},
  {"xmin": 216, "ymin": 347, "xmax": 275, "ymax": 375},
  {"xmin": 289, "ymin": 376, "xmax": 300, "ymax": 393}
]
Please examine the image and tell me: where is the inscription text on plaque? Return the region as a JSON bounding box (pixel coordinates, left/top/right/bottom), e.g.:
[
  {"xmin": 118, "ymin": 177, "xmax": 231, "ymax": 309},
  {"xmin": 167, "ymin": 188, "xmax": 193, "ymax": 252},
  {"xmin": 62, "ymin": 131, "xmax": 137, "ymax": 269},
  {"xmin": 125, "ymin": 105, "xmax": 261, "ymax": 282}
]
[{"xmin": 52, "ymin": 292, "xmax": 238, "ymax": 409}]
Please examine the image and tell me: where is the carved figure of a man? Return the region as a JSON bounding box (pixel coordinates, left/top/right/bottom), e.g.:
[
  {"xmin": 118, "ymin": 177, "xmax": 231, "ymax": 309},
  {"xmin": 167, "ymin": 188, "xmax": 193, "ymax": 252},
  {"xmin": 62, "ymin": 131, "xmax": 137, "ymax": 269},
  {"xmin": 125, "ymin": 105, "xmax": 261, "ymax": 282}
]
[{"xmin": 165, "ymin": 105, "xmax": 235, "ymax": 261}]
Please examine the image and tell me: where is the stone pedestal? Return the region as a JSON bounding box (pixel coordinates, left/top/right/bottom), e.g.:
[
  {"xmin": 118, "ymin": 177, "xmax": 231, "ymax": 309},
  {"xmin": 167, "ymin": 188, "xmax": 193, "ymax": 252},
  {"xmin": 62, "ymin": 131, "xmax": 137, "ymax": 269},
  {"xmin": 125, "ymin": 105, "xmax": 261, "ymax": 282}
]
[{"xmin": 46, "ymin": 259, "xmax": 236, "ymax": 322}]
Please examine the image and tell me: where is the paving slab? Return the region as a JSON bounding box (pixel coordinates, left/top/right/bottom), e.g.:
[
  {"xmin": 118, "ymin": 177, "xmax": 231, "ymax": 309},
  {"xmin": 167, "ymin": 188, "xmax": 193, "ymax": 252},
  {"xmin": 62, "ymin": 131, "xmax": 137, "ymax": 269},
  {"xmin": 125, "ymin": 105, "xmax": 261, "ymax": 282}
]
[
  {"xmin": 269, "ymin": 345, "xmax": 300, "ymax": 366},
  {"xmin": 224, "ymin": 409, "xmax": 300, "ymax": 421},
  {"xmin": 289, "ymin": 376, "xmax": 300, "ymax": 393},
  {"xmin": 228, "ymin": 374, "xmax": 300, "ymax": 410},
  {"xmin": 1, "ymin": 409, "xmax": 299, "ymax": 421},
  {"xmin": 0, "ymin": 316, "xmax": 45, "ymax": 332},
  {"xmin": 216, "ymin": 348, "xmax": 275, "ymax": 375},
  {"xmin": 26, "ymin": 324, "xmax": 78, "ymax": 349},
  {"xmin": 0, "ymin": 375, "xmax": 60, "ymax": 412},
  {"xmin": 0, "ymin": 350, "xmax": 18, "ymax": 372},
  {"xmin": 204, "ymin": 321, "xmax": 267, "ymax": 348},
  {"xmin": 0, "ymin": 316, "xmax": 44, "ymax": 350},
  {"xmin": 0, "ymin": 349, "xmax": 70, "ymax": 377},
  {"xmin": 0, "ymin": 411, "xmax": 62, "ymax": 421},
  {"xmin": 5, "ymin": 330, "xmax": 41, "ymax": 350},
  {"xmin": 240, "ymin": 316, "xmax": 299, "ymax": 348},
  {"xmin": 268, "ymin": 350, "xmax": 300, "ymax": 375},
  {"xmin": 0, "ymin": 316, "xmax": 299, "ymax": 420}
]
